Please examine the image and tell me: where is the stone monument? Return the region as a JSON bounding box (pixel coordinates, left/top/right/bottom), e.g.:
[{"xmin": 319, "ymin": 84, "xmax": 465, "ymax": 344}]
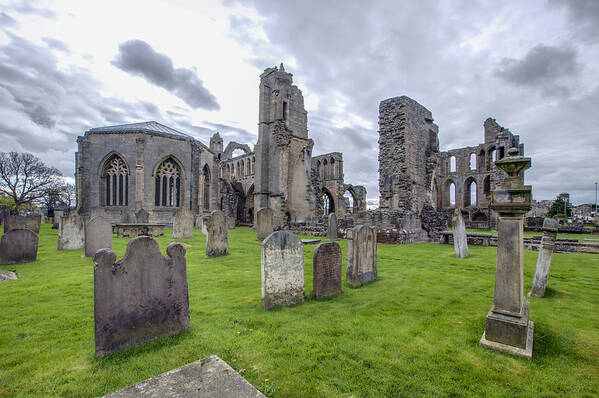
[
  {"xmin": 57, "ymin": 212, "xmax": 85, "ymax": 250},
  {"xmin": 135, "ymin": 208, "xmax": 149, "ymax": 224},
  {"xmin": 85, "ymin": 216, "xmax": 112, "ymax": 257},
  {"xmin": 4, "ymin": 214, "xmax": 41, "ymax": 234},
  {"xmin": 172, "ymin": 207, "xmax": 194, "ymax": 239},
  {"xmin": 480, "ymin": 148, "xmax": 534, "ymax": 359},
  {"xmin": 528, "ymin": 218, "xmax": 559, "ymax": 298},
  {"xmin": 326, "ymin": 213, "xmax": 338, "ymax": 241},
  {"xmin": 256, "ymin": 208, "xmax": 273, "ymax": 241},
  {"xmin": 206, "ymin": 210, "xmax": 228, "ymax": 257},
  {"xmin": 93, "ymin": 237, "xmax": 189, "ymax": 356},
  {"xmin": 0, "ymin": 229, "xmax": 38, "ymax": 264},
  {"xmin": 313, "ymin": 242, "xmax": 342, "ymax": 298},
  {"xmin": 452, "ymin": 209, "xmax": 469, "ymax": 258},
  {"xmin": 346, "ymin": 225, "xmax": 377, "ymax": 287},
  {"xmin": 261, "ymin": 231, "xmax": 304, "ymax": 309}
]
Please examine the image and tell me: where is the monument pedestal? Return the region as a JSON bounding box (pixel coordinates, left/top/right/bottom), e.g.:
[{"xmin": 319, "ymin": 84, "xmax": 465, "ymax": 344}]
[{"xmin": 481, "ymin": 301, "xmax": 534, "ymax": 359}]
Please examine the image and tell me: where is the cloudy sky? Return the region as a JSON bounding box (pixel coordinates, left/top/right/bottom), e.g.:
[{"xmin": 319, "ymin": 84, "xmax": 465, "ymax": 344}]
[{"xmin": 1, "ymin": 0, "xmax": 598, "ymax": 205}]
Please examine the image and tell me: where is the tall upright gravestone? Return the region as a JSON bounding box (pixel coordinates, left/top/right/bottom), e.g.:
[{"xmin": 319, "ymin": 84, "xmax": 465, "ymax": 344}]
[
  {"xmin": 57, "ymin": 212, "xmax": 85, "ymax": 250},
  {"xmin": 452, "ymin": 209, "xmax": 469, "ymax": 258},
  {"xmin": 0, "ymin": 229, "xmax": 38, "ymax": 264},
  {"xmin": 4, "ymin": 214, "xmax": 41, "ymax": 234},
  {"xmin": 326, "ymin": 213, "xmax": 338, "ymax": 241},
  {"xmin": 94, "ymin": 237, "xmax": 189, "ymax": 356},
  {"xmin": 528, "ymin": 218, "xmax": 559, "ymax": 298},
  {"xmin": 206, "ymin": 210, "xmax": 228, "ymax": 257},
  {"xmin": 172, "ymin": 207, "xmax": 194, "ymax": 239},
  {"xmin": 85, "ymin": 216, "xmax": 112, "ymax": 257},
  {"xmin": 313, "ymin": 241, "xmax": 342, "ymax": 298},
  {"xmin": 261, "ymin": 231, "xmax": 304, "ymax": 309},
  {"xmin": 346, "ymin": 225, "xmax": 377, "ymax": 287},
  {"xmin": 480, "ymin": 148, "xmax": 534, "ymax": 359},
  {"xmin": 256, "ymin": 208, "xmax": 273, "ymax": 241}
]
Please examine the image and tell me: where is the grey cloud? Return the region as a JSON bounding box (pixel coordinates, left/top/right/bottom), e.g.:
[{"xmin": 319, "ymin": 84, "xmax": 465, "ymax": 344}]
[
  {"xmin": 42, "ymin": 37, "xmax": 69, "ymax": 52},
  {"xmin": 549, "ymin": 0, "xmax": 599, "ymax": 41},
  {"xmin": 8, "ymin": 1, "xmax": 56, "ymax": 18},
  {"xmin": 0, "ymin": 12, "xmax": 17, "ymax": 27},
  {"xmin": 113, "ymin": 40, "xmax": 220, "ymax": 111},
  {"xmin": 202, "ymin": 121, "xmax": 255, "ymax": 143},
  {"xmin": 495, "ymin": 44, "xmax": 579, "ymax": 95}
]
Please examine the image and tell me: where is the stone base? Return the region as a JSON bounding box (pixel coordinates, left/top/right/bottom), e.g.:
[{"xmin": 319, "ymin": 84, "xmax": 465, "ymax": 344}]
[{"xmin": 480, "ymin": 320, "xmax": 534, "ymax": 360}]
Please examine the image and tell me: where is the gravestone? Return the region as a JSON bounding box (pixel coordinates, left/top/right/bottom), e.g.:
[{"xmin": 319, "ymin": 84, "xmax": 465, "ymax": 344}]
[
  {"xmin": 206, "ymin": 210, "xmax": 229, "ymax": 257},
  {"xmin": 313, "ymin": 242, "xmax": 342, "ymax": 298},
  {"xmin": 227, "ymin": 216, "xmax": 236, "ymax": 229},
  {"xmin": 172, "ymin": 207, "xmax": 194, "ymax": 239},
  {"xmin": 51, "ymin": 222, "xmax": 59, "ymax": 229},
  {"xmin": 201, "ymin": 216, "xmax": 208, "ymax": 235},
  {"xmin": 85, "ymin": 216, "xmax": 112, "ymax": 257},
  {"xmin": 346, "ymin": 225, "xmax": 377, "ymax": 287},
  {"xmin": 135, "ymin": 208, "xmax": 149, "ymax": 224},
  {"xmin": 528, "ymin": 218, "xmax": 559, "ymax": 298},
  {"xmin": 124, "ymin": 210, "xmax": 137, "ymax": 223},
  {"xmin": 194, "ymin": 215, "xmax": 202, "ymax": 229},
  {"xmin": 104, "ymin": 355, "xmax": 265, "ymax": 398},
  {"xmin": 261, "ymin": 231, "xmax": 304, "ymax": 309},
  {"xmin": 256, "ymin": 208, "xmax": 273, "ymax": 241},
  {"xmin": 452, "ymin": 209, "xmax": 469, "ymax": 258},
  {"xmin": 94, "ymin": 237, "xmax": 189, "ymax": 356},
  {"xmin": 0, "ymin": 229, "xmax": 39, "ymax": 264},
  {"xmin": 3, "ymin": 214, "xmax": 41, "ymax": 234},
  {"xmin": 480, "ymin": 148, "xmax": 534, "ymax": 359},
  {"xmin": 326, "ymin": 213, "xmax": 338, "ymax": 241},
  {"xmin": 57, "ymin": 213, "xmax": 85, "ymax": 250},
  {"xmin": 0, "ymin": 269, "xmax": 18, "ymax": 281}
]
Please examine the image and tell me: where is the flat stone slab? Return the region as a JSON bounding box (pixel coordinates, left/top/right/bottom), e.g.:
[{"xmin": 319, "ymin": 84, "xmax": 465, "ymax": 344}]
[
  {"xmin": 584, "ymin": 238, "xmax": 599, "ymax": 242},
  {"xmin": 301, "ymin": 239, "xmax": 321, "ymax": 245},
  {"xmin": 104, "ymin": 355, "xmax": 265, "ymax": 398},
  {"xmin": 0, "ymin": 269, "xmax": 18, "ymax": 281}
]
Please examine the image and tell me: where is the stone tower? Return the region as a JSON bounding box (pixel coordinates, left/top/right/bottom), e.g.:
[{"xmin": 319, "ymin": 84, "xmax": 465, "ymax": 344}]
[
  {"xmin": 209, "ymin": 132, "xmax": 223, "ymax": 154},
  {"xmin": 378, "ymin": 96, "xmax": 441, "ymax": 237},
  {"xmin": 254, "ymin": 64, "xmax": 314, "ymax": 226}
]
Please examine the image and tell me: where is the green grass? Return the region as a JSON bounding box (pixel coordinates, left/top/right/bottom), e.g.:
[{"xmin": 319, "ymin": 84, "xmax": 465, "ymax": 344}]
[
  {"xmin": 1, "ymin": 223, "xmax": 598, "ymax": 397},
  {"xmin": 466, "ymin": 227, "xmax": 599, "ymax": 242}
]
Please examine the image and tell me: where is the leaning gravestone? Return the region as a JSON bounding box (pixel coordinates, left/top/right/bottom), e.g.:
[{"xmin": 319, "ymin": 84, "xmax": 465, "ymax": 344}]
[
  {"xmin": 346, "ymin": 225, "xmax": 377, "ymax": 287},
  {"xmin": 172, "ymin": 207, "xmax": 194, "ymax": 239},
  {"xmin": 206, "ymin": 210, "xmax": 228, "ymax": 257},
  {"xmin": 57, "ymin": 213, "xmax": 85, "ymax": 250},
  {"xmin": 256, "ymin": 208, "xmax": 273, "ymax": 241},
  {"xmin": 104, "ymin": 355, "xmax": 265, "ymax": 398},
  {"xmin": 452, "ymin": 209, "xmax": 469, "ymax": 258},
  {"xmin": 0, "ymin": 229, "xmax": 39, "ymax": 264},
  {"xmin": 529, "ymin": 218, "xmax": 559, "ymax": 298},
  {"xmin": 261, "ymin": 231, "xmax": 304, "ymax": 309},
  {"xmin": 93, "ymin": 237, "xmax": 189, "ymax": 356},
  {"xmin": 85, "ymin": 216, "xmax": 112, "ymax": 257},
  {"xmin": 4, "ymin": 214, "xmax": 41, "ymax": 234},
  {"xmin": 313, "ymin": 242, "xmax": 342, "ymax": 298},
  {"xmin": 135, "ymin": 208, "xmax": 149, "ymax": 224},
  {"xmin": 326, "ymin": 213, "xmax": 338, "ymax": 241}
]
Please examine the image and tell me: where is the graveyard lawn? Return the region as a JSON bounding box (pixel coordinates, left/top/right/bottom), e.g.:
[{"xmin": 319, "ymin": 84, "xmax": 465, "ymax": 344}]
[
  {"xmin": 0, "ymin": 225, "xmax": 598, "ymax": 397},
  {"xmin": 466, "ymin": 227, "xmax": 598, "ymax": 242}
]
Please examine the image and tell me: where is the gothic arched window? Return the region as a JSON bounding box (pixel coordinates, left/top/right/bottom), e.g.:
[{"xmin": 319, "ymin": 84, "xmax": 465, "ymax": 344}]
[
  {"xmin": 102, "ymin": 154, "xmax": 129, "ymax": 206},
  {"xmin": 154, "ymin": 157, "xmax": 182, "ymax": 207},
  {"xmin": 202, "ymin": 165, "xmax": 211, "ymax": 211}
]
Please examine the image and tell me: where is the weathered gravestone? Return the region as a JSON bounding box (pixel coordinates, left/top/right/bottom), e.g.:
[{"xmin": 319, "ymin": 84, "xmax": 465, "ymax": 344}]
[
  {"xmin": 256, "ymin": 207, "xmax": 273, "ymax": 241},
  {"xmin": 227, "ymin": 216, "xmax": 236, "ymax": 229},
  {"xmin": 135, "ymin": 208, "xmax": 149, "ymax": 224},
  {"xmin": 480, "ymin": 148, "xmax": 534, "ymax": 359},
  {"xmin": 57, "ymin": 212, "xmax": 85, "ymax": 250},
  {"xmin": 261, "ymin": 231, "xmax": 304, "ymax": 309},
  {"xmin": 206, "ymin": 210, "xmax": 228, "ymax": 257},
  {"xmin": 3, "ymin": 214, "xmax": 41, "ymax": 234},
  {"xmin": 93, "ymin": 237, "xmax": 189, "ymax": 356},
  {"xmin": 201, "ymin": 215, "xmax": 208, "ymax": 235},
  {"xmin": 0, "ymin": 229, "xmax": 38, "ymax": 264},
  {"xmin": 85, "ymin": 216, "xmax": 112, "ymax": 257},
  {"xmin": 0, "ymin": 269, "xmax": 18, "ymax": 281},
  {"xmin": 346, "ymin": 225, "xmax": 377, "ymax": 287},
  {"xmin": 327, "ymin": 212, "xmax": 338, "ymax": 241},
  {"xmin": 313, "ymin": 242, "xmax": 342, "ymax": 298},
  {"xmin": 104, "ymin": 355, "xmax": 265, "ymax": 398},
  {"xmin": 528, "ymin": 218, "xmax": 559, "ymax": 298},
  {"xmin": 452, "ymin": 209, "xmax": 469, "ymax": 258},
  {"xmin": 172, "ymin": 207, "xmax": 194, "ymax": 239}
]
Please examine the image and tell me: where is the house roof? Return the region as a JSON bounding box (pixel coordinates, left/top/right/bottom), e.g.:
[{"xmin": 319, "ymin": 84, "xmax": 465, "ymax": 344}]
[{"xmin": 87, "ymin": 121, "xmax": 194, "ymax": 140}]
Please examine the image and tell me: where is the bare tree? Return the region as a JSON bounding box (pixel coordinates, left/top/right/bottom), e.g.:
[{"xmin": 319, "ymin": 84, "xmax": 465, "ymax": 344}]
[
  {"xmin": 57, "ymin": 182, "xmax": 76, "ymax": 209},
  {"xmin": 0, "ymin": 152, "xmax": 63, "ymax": 210}
]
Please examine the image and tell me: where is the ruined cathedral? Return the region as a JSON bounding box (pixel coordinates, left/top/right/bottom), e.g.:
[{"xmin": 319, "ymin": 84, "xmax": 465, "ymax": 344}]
[{"xmin": 75, "ymin": 64, "xmax": 367, "ymax": 226}]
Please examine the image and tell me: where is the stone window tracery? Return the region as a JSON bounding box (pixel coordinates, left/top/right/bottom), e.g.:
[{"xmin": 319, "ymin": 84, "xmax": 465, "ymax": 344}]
[
  {"xmin": 102, "ymin": 154, "xmax": 129, "ymax": 206},
  {"xmin": 154, "ymin": 158, "xmax": 181, "ymax": 207}
]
